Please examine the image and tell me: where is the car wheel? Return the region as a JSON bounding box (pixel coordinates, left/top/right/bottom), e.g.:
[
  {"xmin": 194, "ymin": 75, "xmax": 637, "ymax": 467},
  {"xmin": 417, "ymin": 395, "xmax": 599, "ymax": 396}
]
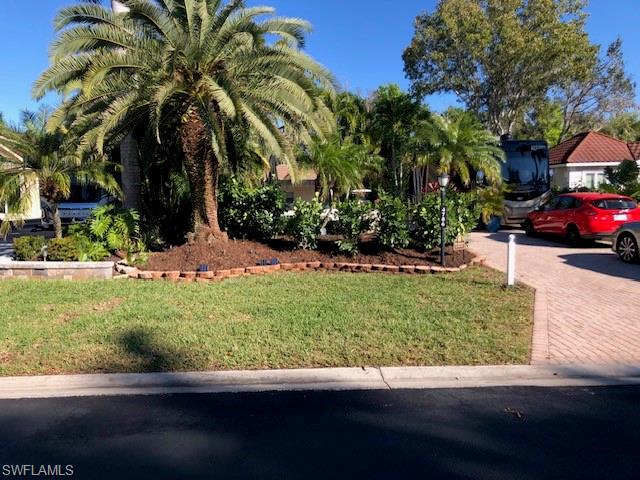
[
  {"xmin": 523, "ymin": 220, "xmax": 536, "ymax": 237},
  {"xmin": 565, "ymin": 225, "xmax": 582, "ymax": 246},
  {"xmin": 616, "ymin": 233, "xmax": 639, "ymax": 263}
]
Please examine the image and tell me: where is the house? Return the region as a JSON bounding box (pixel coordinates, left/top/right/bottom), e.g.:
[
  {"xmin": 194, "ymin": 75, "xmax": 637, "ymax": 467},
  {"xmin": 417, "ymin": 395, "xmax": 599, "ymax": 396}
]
[
  {"xmin": 550, "ymin": 131, "xmax": 640, "ymax": 190},
  {"xmin": 0, "ymin": 141, "xmax": 41, "ymax": 221},
  {"xmin": 273, "ymin": 164, "xmax": 318, "ymax": 204}
]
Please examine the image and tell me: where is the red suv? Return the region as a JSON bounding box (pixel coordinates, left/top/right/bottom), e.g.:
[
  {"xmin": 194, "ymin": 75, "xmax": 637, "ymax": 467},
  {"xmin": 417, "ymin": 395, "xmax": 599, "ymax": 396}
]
[{"xmin": 524, "ymin": 193, "xmax": 640, "ymax": 244}]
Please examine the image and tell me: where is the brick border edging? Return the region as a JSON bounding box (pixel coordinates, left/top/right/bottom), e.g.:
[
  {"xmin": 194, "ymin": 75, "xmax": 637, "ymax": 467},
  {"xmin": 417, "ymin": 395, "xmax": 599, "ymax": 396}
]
[
  {"xmin": 530, "ymin": 287, "xmax": 551, "ymax": 365},
  {"xmin": 120, "ymin": 255, "xmax": 488, "ymax": 283}
]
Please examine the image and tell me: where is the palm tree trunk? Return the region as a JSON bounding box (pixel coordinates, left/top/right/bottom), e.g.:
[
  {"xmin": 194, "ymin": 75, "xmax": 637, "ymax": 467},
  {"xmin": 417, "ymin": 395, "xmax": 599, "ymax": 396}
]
[
  {"xmin": 120, "ymin": 132, "xmax": 141, "ymax": 211},
  {"xmin": 180, "ymin": 109, "xmax": 226, "ymax": 243},
  {"xmin": 51, "ymin": 203, "xmax": 62, "ymax": 239}
]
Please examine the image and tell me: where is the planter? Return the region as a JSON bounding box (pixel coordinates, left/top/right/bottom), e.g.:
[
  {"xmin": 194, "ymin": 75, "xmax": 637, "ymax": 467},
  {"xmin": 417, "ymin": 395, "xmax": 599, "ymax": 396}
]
[
  {"xmin": 485, "ymin": 216, "xmax": 502, "ymax": 233},
  {"xmin": 0, "ymin": 261, "xmax": 114, "ymax": 280}
]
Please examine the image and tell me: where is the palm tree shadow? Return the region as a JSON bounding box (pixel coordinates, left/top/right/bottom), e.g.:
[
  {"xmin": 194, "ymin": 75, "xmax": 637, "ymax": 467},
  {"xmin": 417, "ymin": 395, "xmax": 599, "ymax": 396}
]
[{"xmin": 96, "ymin": 327, "xmax": 205, "ymax": 374}]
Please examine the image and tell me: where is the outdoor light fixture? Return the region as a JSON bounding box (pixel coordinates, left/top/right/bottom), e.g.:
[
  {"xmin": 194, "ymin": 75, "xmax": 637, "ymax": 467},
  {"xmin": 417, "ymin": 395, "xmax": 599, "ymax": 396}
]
[
  {"xmin": 438, "ymin": 173, "xmax": 450, "ymax": 267},
  {"xmin": 438, "ymin": 172, "xmax": 450, "ymax": 189}
]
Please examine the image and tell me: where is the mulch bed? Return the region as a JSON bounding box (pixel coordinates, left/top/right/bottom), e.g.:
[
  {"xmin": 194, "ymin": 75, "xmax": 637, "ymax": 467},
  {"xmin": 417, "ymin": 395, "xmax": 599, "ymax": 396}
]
[{"xmin": 141, "ymin": 237, "xmax": 473, "ymax": 272}]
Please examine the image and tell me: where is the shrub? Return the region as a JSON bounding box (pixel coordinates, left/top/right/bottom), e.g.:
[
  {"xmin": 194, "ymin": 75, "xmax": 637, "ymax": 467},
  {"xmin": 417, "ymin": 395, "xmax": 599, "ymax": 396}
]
[
  {"xmin": 376, "ymin": 193, "xmax": 410, "ymax": 250},
  {"xmin": 412, "ymin": 191, "xmax": 479, "ymax": 250},
  {"xmin": 334, "ymin": 199, "xmax": 374, "ymax": 255},
  {"xmin": 218, "ymin": 178, "xmax": 286, "ymax": 240},
  {"xmin": 285, "ymin": 197, "xmax": 323, "ymax": 249},
  {"xmin": 68, "ymin": 205, "xmax": 145, "ymax": 262},
  {"xmin": 47, "ymin": 237, "xmax": 81, "ymax": 262},
  {"xmin": 13, "ymin": 236, "xmax": 46, "ymax": 261}
]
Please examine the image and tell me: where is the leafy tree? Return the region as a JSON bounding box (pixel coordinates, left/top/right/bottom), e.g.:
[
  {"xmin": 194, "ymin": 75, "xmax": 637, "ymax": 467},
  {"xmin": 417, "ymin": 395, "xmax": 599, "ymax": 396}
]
[
  {"xmin": 369, "ymin": 84, "xmax": 424, "ymax": 196},
  {"xmin": 603, "ymin": 160, "xmax": 640, "ymax": 197},
  {"xmin": 403, "ymin": 0, "xmax": 594, "ymax": 135},
  {"xmin": 0, "ymin": 108, "xmax": 119, "ymax": 238},
  {"xmin": 601, "ymin": 111, "xmax": 640, "ymax": 143},
  {"xmin": 517, "ymin": 100, "xmax": 565, "ymax": 146},
  {"xmin": 553, "ymin": 38, "xmax": 636, "ymax": 143},
  {"xmin": 35, "ymin": 0, "xmax": 335, "ymax": 244},
  {"xmin": 414, "ymin": 109, "xmax": 504, "ymax": 186}
]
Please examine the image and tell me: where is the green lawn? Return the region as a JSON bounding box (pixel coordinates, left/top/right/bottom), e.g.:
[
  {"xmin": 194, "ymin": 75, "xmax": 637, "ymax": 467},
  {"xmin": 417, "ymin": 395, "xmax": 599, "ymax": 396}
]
[{"xmin": 0, "ymin": 268, "xmax": 533, "ymax": 376}]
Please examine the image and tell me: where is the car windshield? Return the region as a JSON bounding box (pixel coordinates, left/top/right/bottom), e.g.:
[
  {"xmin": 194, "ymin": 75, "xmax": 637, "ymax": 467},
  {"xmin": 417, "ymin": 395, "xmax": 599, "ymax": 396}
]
[{"xmin": 590, "ymin": 198, "xmax": 637, "ymax": 210}]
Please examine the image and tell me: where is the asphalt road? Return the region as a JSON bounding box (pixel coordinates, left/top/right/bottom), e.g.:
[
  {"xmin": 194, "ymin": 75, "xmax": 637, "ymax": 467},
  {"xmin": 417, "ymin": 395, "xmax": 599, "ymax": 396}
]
[{"xmin": 0, "ymin": 386, "xmax": 638, "ymax": 480}]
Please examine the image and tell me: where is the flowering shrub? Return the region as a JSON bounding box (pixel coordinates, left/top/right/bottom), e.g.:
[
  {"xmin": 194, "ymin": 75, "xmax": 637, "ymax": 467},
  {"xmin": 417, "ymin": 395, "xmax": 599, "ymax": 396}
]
[
  {"xmin": 334, "ymin": 199, "xmax": 375, "ymax": 255},
  {"xmin": 218, "ymin": 178, "xmax": 286, "ymax": 240},
  {"xmin": 285, "ymin": 197, "xmax": 323, "ymax": 249}
]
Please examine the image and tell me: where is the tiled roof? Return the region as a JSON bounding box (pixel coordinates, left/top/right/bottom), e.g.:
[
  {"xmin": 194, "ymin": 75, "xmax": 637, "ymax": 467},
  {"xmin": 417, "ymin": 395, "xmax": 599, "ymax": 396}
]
[
  {"xmin": 549, "ymin": 131, "xmax": 635, "ymax": 165},
  {"xmin": 628, "ymin": 142, "xmax": 640, "ymax": 160},
  {"xmin": 275, "ymin": 164, "xmax": 317, "ymax": 182}
]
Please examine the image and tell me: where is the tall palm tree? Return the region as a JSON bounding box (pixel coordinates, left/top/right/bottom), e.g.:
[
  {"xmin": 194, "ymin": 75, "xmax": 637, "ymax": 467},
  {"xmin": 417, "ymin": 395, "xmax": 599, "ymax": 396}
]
[
  {"xmin": 111, "ymin": 0, "xmax": 141, "ymax": 211},
  {"xmin": 0, "ymin": 108, "xmax": 120, "ymax": 238},
  {"xmin": 35, "ymin": 0, "xmax": 335, "ymax": 243},
  {"xmin": 415, "ymin": 110, "xmax": 504, "ymax": 186}
]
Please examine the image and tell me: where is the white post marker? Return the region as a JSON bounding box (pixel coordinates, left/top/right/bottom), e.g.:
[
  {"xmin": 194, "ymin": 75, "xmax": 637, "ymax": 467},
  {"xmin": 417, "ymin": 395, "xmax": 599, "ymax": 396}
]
[{"xmin": 507, "ymin": 234, "xmax": 516, "ymax": 287}]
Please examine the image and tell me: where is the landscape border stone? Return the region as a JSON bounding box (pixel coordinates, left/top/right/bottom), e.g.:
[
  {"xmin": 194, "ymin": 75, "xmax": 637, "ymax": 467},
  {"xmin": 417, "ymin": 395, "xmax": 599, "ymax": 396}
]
[{"xmin": 124, "ymin": 255, "xmax": 487, "ymax": 283}]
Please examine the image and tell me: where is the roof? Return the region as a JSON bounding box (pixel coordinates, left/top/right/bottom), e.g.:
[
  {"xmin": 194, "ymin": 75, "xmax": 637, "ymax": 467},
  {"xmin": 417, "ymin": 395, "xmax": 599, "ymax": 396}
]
[
  {"xmin": 275, "ymin": 164, "xmax": 317, "ymax": 182},
  {"xmin": 0, "ymin": 139, "xmax": 23, "ymax": 162},
  {"xmin": 628, "ymin": 142, "xmax": 640, "ymax": 160},
  {"xmin": 549, "ymin": 131, "xmax": 636, "ymax": 165}
]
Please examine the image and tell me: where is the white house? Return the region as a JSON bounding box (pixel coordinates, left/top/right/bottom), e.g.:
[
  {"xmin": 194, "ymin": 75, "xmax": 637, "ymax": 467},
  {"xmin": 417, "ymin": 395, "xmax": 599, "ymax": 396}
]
[{"xmin": 550, "ymin": 131, "xmax": 640, "ymax": 190}]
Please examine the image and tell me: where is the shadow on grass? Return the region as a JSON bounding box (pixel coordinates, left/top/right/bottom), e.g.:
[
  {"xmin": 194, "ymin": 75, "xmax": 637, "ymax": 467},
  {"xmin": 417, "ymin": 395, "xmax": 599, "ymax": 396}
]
[{"xmin": 96, "ymin": 327, "xmax": 207, "ymax": 374}]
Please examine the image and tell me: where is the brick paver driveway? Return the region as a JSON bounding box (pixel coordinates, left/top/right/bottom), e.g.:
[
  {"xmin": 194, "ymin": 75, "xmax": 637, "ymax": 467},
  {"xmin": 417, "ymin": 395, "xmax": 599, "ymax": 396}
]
[{"xmin": 470, "ymin": 230, "xmax": 640, "ymax": 365}]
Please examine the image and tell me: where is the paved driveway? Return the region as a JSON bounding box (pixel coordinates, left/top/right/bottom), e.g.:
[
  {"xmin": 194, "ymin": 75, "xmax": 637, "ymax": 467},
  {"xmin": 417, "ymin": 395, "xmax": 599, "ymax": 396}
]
[{"xmin": 470, "ymin": 230, "xmax": 640, "ymax": 365}]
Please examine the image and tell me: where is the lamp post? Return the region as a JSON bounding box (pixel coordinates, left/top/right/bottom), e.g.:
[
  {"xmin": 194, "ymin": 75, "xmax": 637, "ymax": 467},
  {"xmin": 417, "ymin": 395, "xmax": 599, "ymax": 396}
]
[{"xmin": 438, "ymin": 172, "xmax": 450, "ymax": 267}]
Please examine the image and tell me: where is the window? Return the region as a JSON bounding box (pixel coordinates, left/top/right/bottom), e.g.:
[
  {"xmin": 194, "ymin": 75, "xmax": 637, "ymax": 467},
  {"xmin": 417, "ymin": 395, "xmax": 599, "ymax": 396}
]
[
  {"xmin": 591, "ymin": 198, "xmax": 637, "ymax": 210},
  {"xmin": 584, "ymin": 173, "xmax": 595, "ymax": 189},
  {"xmin": 595, "ymin": 173, "xmax": 605, "ymax": 188},
  {"xmin": 558, "ymin": 196, "xmax": 578, "ymax": 209},
  {"xmin": 543, "ymin": 197, "xmax": 561, "ymax": 211}
]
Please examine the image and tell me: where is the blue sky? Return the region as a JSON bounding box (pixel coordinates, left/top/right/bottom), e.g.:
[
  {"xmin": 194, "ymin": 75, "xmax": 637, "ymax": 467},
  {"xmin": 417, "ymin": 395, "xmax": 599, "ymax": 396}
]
[{"xmin": 0, "ymin": 0, "xmax": 638, "ymax": 123}]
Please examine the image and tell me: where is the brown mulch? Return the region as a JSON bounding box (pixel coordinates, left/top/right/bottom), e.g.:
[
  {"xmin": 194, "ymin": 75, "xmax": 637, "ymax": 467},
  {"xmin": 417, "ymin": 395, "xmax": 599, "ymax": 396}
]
[{"xmin": 141, "ymin": 237, "xmax": 474, "ymax": 272}]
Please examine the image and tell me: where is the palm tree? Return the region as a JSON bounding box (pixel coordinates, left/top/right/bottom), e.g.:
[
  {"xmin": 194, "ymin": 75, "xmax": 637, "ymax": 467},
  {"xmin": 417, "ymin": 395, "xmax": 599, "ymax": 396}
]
[
  {"xmin": 0, "ymin": 108, "xmax": 120, "ymax": 238},
  {"xmin": 415, "ymin": 110, "xmax": 504, "ymax": 186},
  {"xmin": 35, "ymin": 0, "xmax": 335, "ymax": 243},
  {"xmin": 111, "ymin": 0, "xmax": 141, "ymax": 211},
  {"xmin": 299, "ymin": 136, "xmax": 382, "ymax": 201}
]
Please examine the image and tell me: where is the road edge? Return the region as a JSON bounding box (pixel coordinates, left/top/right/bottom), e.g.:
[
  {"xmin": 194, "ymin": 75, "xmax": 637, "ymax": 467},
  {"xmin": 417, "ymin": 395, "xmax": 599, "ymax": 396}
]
[{"xmin": 0, "ymin": 365, "xmax": 638, "ymax": 399}]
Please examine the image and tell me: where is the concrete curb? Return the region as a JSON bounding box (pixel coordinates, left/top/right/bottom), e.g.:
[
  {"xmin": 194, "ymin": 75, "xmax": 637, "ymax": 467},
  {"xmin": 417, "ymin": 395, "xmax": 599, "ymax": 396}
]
[{"xmin": 1, "ymin": 365, "xmax": 638, "ymax": 400}]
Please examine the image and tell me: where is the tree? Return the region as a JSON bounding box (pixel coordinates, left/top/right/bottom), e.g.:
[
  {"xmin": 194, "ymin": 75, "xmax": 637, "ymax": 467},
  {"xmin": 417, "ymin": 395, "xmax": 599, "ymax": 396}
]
[
  {"xmin": 601, "ymin": 111, "xmax": 640, "ymax": 143},
  {"xmin": 369, "ymin": 84, "xmax": 423, "ymax": 196},
  {"xmin": 403, "ymin": 0, "xmax": 594, "ymax": 136},
  {"xmin": 34, "ymin": 0, "xmax": 335, "ymax": 243},
  {"xmin": 416, "ymin": 109, "xmax": 504, "ymax": 186},
  {"xmin": 604, "ymin": 160, "xmax": 640, "ymax": 197},
  {"xmin": 553, "ymin": 39, "xmax": 636, "ymax": 142},
  {"xmin": 299, "ymin": 136, "xmax": 382, "ymax": 201},
  {"xmin": 0, "ymin": 108, "xmax": 119, "ymax": 238},
  {"xmin": 111, "ymin": 1, "xmax": 142, "ymax": 211}
]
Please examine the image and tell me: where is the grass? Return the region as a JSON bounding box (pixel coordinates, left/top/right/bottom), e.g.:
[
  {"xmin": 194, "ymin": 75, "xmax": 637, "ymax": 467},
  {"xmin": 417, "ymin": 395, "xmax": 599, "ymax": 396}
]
[{"xmin": 0, "ymin": 267, "xmax": 534, "ymax": 376}]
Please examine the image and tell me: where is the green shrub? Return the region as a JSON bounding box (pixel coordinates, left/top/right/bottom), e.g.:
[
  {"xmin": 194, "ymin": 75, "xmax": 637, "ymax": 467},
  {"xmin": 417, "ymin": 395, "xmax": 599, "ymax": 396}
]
[
  {"xmin": 376, "ymin": 193, "xmax": 410, "ymax": 250},
  {"xmin": 13, "ymin": 236, "xmax": 46, "ymax": 261},
  {"xmin": 68, "ymin": 205, "xmax": 145, "ymax": 262},
  {"xmin": 285, "ymin": 197, "xmax": 323, "ymax": 250},
  {"xmin": 412, "ymin": 191, "xmax": 479, "ymax": 250},
  {"xmin": 47, "ymin": 237, "xmax": 81, "ymax": 262},
  {"xmin": 218, "ymin": 178, "xmax": 286, "ymax": 241},
  {"xmin": 335, "ymin": 199, "xmax": 374, "ymax": 255}
]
